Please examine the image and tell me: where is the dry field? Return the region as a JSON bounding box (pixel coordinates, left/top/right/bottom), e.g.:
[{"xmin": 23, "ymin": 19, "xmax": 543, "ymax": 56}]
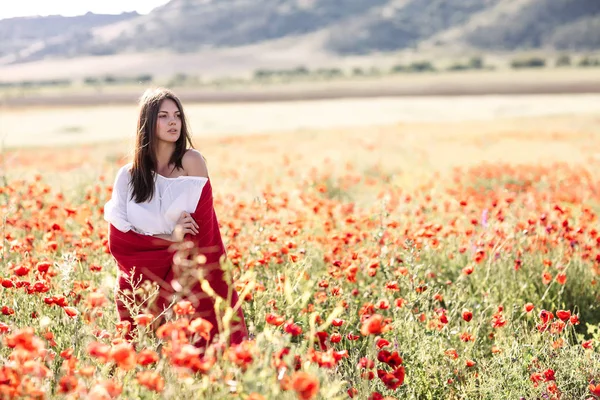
[
  {"xmin": 2, "ymin": 92, "xmax": 600, "ymax": 149},
  {"xmin": 1, "ymin": 97, "xmax": 600, "ymax": 399}
]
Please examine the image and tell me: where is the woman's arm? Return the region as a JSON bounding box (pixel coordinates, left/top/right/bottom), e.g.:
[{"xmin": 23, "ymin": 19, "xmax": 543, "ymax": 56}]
[
  {"xmin": 151, "ymin": 211, "xmax": 199, "ymax": 242},
  {"xmin": 104, "ymin": 165, "xmax": 135, "ymax": 233}
]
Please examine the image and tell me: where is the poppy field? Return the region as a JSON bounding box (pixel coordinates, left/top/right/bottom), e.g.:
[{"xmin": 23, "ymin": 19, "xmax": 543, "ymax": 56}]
[{"xmin": 1, "ymin": 114, "xmax": 600, "ymax": 399}]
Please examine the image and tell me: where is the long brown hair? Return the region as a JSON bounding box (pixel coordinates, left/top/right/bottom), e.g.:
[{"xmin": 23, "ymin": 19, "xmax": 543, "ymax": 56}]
[{"xmin": 130, "ymin": 88, "xmax": 194, "ymax": 203}]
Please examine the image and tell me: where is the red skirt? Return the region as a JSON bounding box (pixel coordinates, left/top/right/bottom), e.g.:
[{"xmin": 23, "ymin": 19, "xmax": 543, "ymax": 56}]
[{"xmin": 107, "ymin": 179, "xmax": 248, "ymax": 347}]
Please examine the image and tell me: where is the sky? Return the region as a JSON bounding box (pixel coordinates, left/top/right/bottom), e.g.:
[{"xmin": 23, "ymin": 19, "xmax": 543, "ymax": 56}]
[{"xmin": 0, "ymin": 0, "xmax": 171, "ymax": 20}]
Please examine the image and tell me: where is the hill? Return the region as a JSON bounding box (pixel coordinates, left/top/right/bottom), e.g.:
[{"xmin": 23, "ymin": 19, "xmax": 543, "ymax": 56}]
[
  {"xmin": 0, "ymin": 0, "xmax": 599, "ymax": 68},
  {"xmin": 0, "ymin": 12, "xmax": 139, "ymax": 64}
]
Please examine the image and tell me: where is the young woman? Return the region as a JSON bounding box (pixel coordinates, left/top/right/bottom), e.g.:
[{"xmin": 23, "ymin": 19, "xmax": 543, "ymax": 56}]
[{"xmin": 104, "ymin": 87, "xmax": 248, "ymax": 347}]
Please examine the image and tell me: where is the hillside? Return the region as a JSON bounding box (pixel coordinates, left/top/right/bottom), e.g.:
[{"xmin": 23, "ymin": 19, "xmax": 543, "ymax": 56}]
[
  {"xmin": 0, "ymin": 12, "xmax": 139, "ymax": 63},
  {"xmin": 0, "ymin": 0, "xmax": 599, "ymax": 67},
  {"xmin": 325, "ymin": 0, "xmax": 503, "ymax": 54},
  {"xmin": 458, "ymin": 0, "xmax": 600, "ymax": 50}
]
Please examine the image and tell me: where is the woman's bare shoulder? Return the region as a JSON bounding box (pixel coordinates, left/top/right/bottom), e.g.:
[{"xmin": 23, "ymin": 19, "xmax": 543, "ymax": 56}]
[{"xmin": 182, "ymin": 149, "xmax": 208, "ymax": 178}]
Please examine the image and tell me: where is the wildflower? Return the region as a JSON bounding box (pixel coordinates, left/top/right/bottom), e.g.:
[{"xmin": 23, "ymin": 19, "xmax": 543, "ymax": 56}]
[
  {"xmin": 291, "ymin": 371, "xmax": 320, "ymax": 400},
  {"xmin": 377, "ymin": 350, "xmax": 403, "ymax": 367},
  {"xmin": 330, "ymin": 333, "xmax": 341, "ymax": 343},
  {"xmin": 377, "ymin": 366, "xmax": 405, "ymax": 390},
  {"xmin": 265, "ymin": 313, "xmax": 285, "ymax": 326},
  {"xmin": 188, "ymin": 317, "xmax": 213, "ymax": 341},
  {"xmin": 134, "ymin": 313, "xmax": 154, "ymax": 327},
  {"xmin": 360, "ymin": 314, "xmax": 390, "ymax": 336},
  {"xmin": 284, "ymin": 320, "xmax": 303, "ymax": 336},
  {"xmin": 109, "ymin": 342, "xmax": 136, "ymax": 370},
  {"xmin": 556, "ymin": 310, "xmax": 571, "ymax": 322},
  {"xmin": 137, "ymin": 349, "xmax": 159, "ymax": 366},
  {"xmin": 136, "ymin": 371, "xmax": 165, "ymax": 392},
  {"xmin": 173, "ymin": 300, "xmax": 195, "ymax": 316},
  {"xmin": 444, "ymin": 348, "xmax": 459, "ymax": 360},
  {"xmin": 462, "ymin": 310, "xmax": 473, "ymax": 322},
  {"xmin": 539, "ymin": 310, "xmax": 554, "ymax": 324},
  {"xmin": 64, "ymin": 307, "xmax": 78, "ymax": 318}
]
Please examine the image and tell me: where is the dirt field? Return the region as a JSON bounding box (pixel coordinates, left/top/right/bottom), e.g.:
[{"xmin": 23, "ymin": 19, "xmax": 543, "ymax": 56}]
[
  {"xmin": 3, "ymin": 68, "xmax": 600, "ymax": 107},
  {"xmin": 1, "ymin": 93, "xmax": 600, "ymax": 149}
]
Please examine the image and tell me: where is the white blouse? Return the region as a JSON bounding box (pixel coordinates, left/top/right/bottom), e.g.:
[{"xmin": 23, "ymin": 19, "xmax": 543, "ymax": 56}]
[{"xmin": 104, "ymin": 163, "xmax": 208, "ymax": 235}]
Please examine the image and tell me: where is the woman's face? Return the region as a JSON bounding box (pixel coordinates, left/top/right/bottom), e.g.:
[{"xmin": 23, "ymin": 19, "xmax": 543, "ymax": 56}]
[{"xmin": 155, "ymin": 98, "xmax": 181, "ymax": 144}]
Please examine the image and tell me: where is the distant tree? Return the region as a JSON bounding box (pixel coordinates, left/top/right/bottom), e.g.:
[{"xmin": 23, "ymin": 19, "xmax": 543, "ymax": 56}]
[
  {"xmin": 555, "ymin": 55, "xmax": 571, "ymax": 67},
  {"xmin": 408, "ymin": 61, "xmax": 435, "ymax": 72},
  {"xmin": 446, "ymin": 57, "xmax": 485, "ymax": 71},
  {"xmin": 254, "ymin": 69, "xmax": 273, "ymax": 79},
  {"xmin": 292, "ymin": 66, "xmax": 309, "ymax": 76},
  {"xmin": 168, "ymin": 73, "xmax": 188, "ymax": 86},
  {"xmin": 447, "ymin": 62, "xmax": 469, "ymax": 71},
  {"xmin": 578, "ymin": 57, "xmax": 592, "ymax": 67},
  {"xmin": 468, "ymin": 56, "xmax": 484, "ymax": 70},
  {"xmin": 137, "ymin": 74, "xmax": 153, "ymax": 84},
  {"xmin": 84, "ymin": 77, "xmax": 99, "ymax": 85},
  {"xmin": 278, "ymin": 69, "xmax": 295, "ymax": 78},
  {"xmin": 45, "ymin": 79, "xmax": 71, "ymax": 86},
  {"xmin": 368, "ymin": 67, "xmax": 381, "ymax": 76},
  {"xmin": 578, "ymin": 56, "xmax": 600, "ymax": 67},
  {"xmin": 390, "ymin": 64, "xmax": 406, "ymax": 73},
  {"xmin": 316, "ymin": 68, "xmax": 343, "ymax": 78},
  {"xmin": 511, "ymin": 57, "xmax": 546, "ymax": 69}
]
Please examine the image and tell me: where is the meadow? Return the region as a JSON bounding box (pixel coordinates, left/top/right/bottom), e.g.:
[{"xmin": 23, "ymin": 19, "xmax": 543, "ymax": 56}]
[{"xmin": 1, "ymin": 101, "xmax": 600, "ymax": 399}]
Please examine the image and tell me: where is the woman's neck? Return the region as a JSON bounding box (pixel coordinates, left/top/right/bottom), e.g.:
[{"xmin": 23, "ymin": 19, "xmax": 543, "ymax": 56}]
[{"xmin": 155, "ymin": 142, "xmax": 176, "ymax": 174}]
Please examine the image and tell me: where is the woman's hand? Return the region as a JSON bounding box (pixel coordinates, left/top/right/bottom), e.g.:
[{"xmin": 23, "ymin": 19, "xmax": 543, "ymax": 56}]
[{"xmin": 172, "ymin": 211, "xmax": 199, "ymax": 241}]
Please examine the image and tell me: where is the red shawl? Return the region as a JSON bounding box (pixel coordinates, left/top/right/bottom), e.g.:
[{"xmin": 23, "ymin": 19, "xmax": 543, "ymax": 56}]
[{"xmin": 108, "ymin": 178, "xmax": 248, "ymax": 347}]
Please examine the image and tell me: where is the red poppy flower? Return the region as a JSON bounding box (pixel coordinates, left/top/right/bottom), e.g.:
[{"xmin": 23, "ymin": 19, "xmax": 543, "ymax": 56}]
[
  {"xmin": 291, "ymin": 371, "xmax": 319, "ymax": 400},
  {"xmin": 462, "ymin": 310, "xmax": 473, "ymax": 322},
  {"xmin": 556, "ymin": 310, "xmax": 571, "ymax": 322}
]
